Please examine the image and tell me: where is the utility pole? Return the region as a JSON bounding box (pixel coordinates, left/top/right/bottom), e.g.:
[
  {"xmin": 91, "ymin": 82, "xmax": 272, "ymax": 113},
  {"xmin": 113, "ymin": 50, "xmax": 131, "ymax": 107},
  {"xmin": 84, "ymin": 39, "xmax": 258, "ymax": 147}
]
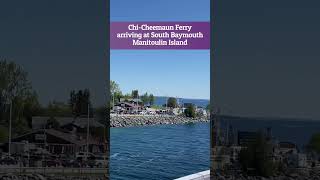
[
  {"xmin": 86, "ymin": 103, "xmax": 90, "ymax": 160},
  {"xmin": 8, "ymin": 101, "xmax": 12, "ymax": 157},
  {"xmin": 43, "ymin": 118, "xmax": 47, "ymax": 174}
]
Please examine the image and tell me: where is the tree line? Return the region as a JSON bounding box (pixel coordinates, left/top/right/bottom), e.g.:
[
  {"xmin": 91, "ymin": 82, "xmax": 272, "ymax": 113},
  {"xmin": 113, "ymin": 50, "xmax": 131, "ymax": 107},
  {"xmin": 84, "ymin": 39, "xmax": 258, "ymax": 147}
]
[
  {"xmin": 0, "ymin": 60, "xmax": 106, "ymax": 142},
  {"xmin": 110, "ymin": 80, "xmax": 155, "ymax": 107}
]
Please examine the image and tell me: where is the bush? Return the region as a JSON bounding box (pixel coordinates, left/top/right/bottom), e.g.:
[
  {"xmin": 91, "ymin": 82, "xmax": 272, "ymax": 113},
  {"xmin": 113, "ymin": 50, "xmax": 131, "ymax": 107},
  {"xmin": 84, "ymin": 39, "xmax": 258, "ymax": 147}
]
[
  {"xmin": 308, "ymin": 133, "xmax": 320, "ymax": 154},
  {"xmin": 184, "ymin": 105, "xmax": 196, "ymax": 118},
  {"xmin": 167, "ymin": 97, "xmax": 177, "ymax": 108},
  {"xmin": 0, "ymin": 126, "xmax": 8, "ymax": 143}
]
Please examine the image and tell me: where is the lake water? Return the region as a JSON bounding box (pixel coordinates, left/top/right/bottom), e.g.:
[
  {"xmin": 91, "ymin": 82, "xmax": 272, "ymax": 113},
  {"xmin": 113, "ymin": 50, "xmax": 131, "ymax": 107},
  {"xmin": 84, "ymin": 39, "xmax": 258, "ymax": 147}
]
[
  {"xmin": 110, "ymin": 117, "xmax": 320, "ymax": 179},
  {"xmin": 110, "ymin": 122, "xmax": 210, "ymax": 180},
  {"xmin": 219, "ymin": 116, "xmax": 320, "ymax": 149}
]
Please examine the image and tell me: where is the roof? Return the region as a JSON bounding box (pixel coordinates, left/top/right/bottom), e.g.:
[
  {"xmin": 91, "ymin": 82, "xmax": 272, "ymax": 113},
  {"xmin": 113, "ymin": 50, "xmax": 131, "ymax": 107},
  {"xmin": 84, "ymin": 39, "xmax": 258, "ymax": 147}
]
[
  {"xmin": 120, "ymin": 98, "xmax": 142, "ymax": 103},
  {"xmin": 115, "ymin": 102, "xmax": 141, "ymax": 108},
  {"xmin": 32, "ymin": 116, "xmax": 104, "ymax": 129},
  {"xmin": 11, "ymin": 129, "xmax": 99, "ymax": 146},
  {"xmin": 46, "ymin": 129, "xmax": 99, "ymax": 145}
]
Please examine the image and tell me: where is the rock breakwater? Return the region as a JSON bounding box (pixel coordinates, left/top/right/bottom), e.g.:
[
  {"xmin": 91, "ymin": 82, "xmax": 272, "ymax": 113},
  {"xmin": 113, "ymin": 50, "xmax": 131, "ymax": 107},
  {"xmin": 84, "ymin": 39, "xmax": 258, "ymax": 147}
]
[{"xmin": 110, "ymin": 115, "xmax": 209, "ymax": 127}]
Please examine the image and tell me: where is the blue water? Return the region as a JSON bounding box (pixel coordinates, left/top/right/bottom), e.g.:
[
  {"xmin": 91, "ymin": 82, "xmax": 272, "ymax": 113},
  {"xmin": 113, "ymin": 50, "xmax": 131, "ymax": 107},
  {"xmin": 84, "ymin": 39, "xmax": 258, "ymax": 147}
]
[
  {"xmin": 154, "ymin": 96, "xmax": 209, "ymax": 108},
  {"xmin": 109, "ymin": 116, "xmax": 320, "ymax": 179},
  {"xmin": 220, "ymin": 116, "xmax": 320, "ymax": 149},
  {"xmin": 110, "ymin": 123, "xmax": 210, "ymax": 180}
]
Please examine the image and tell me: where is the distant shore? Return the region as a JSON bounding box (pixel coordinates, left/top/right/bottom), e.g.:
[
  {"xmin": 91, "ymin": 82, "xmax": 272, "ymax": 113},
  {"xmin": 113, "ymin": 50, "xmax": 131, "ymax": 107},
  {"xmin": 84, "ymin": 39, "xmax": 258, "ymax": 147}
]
[{"xmin": 110, "ymin": 114, "xmax": 209, "ymax": 127}]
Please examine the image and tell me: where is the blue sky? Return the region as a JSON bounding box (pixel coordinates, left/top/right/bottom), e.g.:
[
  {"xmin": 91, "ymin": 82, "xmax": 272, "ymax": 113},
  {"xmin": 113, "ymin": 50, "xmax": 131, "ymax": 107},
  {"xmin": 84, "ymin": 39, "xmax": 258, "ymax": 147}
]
[
  {"xmin": 0, "ymin": 0, "xmax": 108, "ymax": 106},
  {"xmin": 213, "ymin": 0, "xmax": 320, "ymax": 119},
  {"xmin": 110, "ymin": 0, "xmax": 210, "ymax": 99},
  {"xmin": 2, "ymin": 0, "xmax": 320, "ymax": 118},
  {"xmin": 111, "ymin": 0, "xmax": 210, "ymax": 22},
  {"xmin": 111, "ymin": 50, "xmax": 210, "ymax": 99}
]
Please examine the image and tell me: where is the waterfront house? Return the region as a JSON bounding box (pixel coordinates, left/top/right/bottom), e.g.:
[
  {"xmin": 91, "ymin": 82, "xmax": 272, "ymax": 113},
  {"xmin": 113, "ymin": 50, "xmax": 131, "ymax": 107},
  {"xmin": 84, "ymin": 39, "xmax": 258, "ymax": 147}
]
[
  {"xmin": 119, "ymin": 98, "xmax": 142, "ymax": 106},
  {"xmin": 0, "ymin": 128, "xmax": 102, "ymax": 155},
  {"xmin": 1, "ymin": 116, "xmax": 105, "ymax": 156},
  {"xmin": 115, "ymin": 102, "xmax": 143, "ymax": 114},
  {"xmin": 171, "ymin": 108, "xmax": 184, "ymax": 115},
  {"xmin": 196, "ymin": 107, "xmax": 207, "ymax": 117},
  {"xmin": 277, "ymin": 141, "xmax": 298, "ymax": 155}
]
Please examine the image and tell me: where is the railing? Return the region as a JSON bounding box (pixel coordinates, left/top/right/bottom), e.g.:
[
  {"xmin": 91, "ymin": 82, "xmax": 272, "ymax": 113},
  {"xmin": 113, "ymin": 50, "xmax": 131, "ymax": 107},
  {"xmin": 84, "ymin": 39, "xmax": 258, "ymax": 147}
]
[{"xmin": 174, "ymin": 170, "xmax": 210, "ymax": 180}]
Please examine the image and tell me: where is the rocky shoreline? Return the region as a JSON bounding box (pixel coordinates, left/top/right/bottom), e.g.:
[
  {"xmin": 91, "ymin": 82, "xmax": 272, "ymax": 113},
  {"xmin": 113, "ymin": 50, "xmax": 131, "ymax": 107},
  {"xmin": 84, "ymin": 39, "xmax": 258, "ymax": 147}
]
[{"xmin": 110, "ymin": 115, "xmax": 209, "ymax": 127}]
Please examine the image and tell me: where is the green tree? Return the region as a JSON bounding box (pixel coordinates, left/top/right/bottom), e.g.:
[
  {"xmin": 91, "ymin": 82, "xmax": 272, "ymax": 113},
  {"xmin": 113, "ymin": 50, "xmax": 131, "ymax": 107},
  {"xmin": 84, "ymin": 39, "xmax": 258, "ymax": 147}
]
[
  {"xmin": 123, "ymin": 93, "xmax": 132, "ymax": 101},
  {"xmin": 308, "ymin": 133, "xmax": 320, "ymax": 154},
  {"xmin": 69, "ymin": 89, "xmax": 92, "ymax": 118},
  {"xmin": 0, "ymin": 60, "xmax": 37, "ymax": 132},
  {"xmin": 14, "ymin": 117, "xmax": 30, "ymax": 134},
  {"xmin": 239, "ymin": 132, "xmax": 276, "ymax": 177},
  {"xmin": 46, "ymin": 117, "xmax": 60, "ymax": 129},
  {"xmin": 110, "ymin": 80, "xmax": 121, "ymax": 95},
  {"xmin": 0, "ymin": 60, "xmax": 31, "ymax": 104},
  {"xmin": 184, "ymin": 104, "xmax": 196, "ymax": 118},
  {"xmin": 131, "ymin": 90, "xmax": 139, "ymax": 99},
  {"xmin": 206, "ymin": 103, "xmax": 210, "ymax": 111},
  {"xmin": 48, "ymin": 101, "xmax": 72, "ymax": 117},
  {"xmin": 167, "ymin": 97, "xmax": 177, "ymax": 108},
  {"xmin": 149, "ymin": 94, "xmax": 155, "ymax": 106},
  {"xmin": 141, "ymin": 92, "xmax": 149, "ymax": 105},
  {"xmin": 110, "ymin": 80, "xmax": 122, "ymax": 107},
  {"xmin": 0, "ymin": 60, "xmax": 31, "ymax": 119},
  {"xmin": 0, "ymin": 126, "xmax": 8, "ymax": 143},
  {"xmin": 22, "ymin": 91, "xmax": 42, "ymax": 127},
  {"xmin": 114, "ymin": 91, "xmax": 123, "ymax": 103}
]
